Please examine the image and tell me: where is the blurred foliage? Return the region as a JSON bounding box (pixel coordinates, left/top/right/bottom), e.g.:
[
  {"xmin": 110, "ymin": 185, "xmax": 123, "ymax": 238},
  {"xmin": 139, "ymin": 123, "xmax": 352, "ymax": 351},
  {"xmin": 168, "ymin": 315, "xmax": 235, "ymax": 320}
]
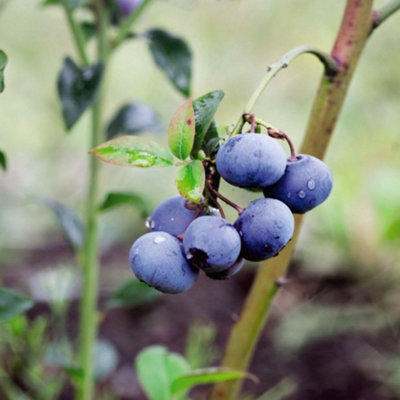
[
  {"xmin": 106, "ymin": 278, "xmax": 160, "ymax": 309},
  {"xmin": 0, "ymin": 315, "xmax": 64, "ymax": 400},
  {"xmin": 0, "ymin": 287, "xmax": 33, "ymax": 321},
  {"xmin": 185, "ymin": 321, "xmax": 218, "ymax": 369}
]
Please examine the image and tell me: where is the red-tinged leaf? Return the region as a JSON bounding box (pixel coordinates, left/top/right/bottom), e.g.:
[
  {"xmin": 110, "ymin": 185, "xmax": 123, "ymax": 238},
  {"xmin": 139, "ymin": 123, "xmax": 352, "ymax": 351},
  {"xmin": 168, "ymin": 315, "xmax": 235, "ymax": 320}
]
[
  {"xmin": 175, "ymin": 160, "xmax": 205, "ymax": 203},
  {"xmin": 168, "ymin": 99, "xmax": 195, "ymax": 160},
  {"xmin": 90, "ymin": 136, "xmax": 174, "ymax": 168}
]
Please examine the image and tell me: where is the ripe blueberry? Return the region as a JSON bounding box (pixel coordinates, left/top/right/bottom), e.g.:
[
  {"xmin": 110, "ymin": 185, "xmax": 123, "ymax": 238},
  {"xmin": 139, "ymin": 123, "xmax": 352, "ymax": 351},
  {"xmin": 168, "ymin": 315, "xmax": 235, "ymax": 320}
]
[
  {"xmin": 216, "ymin": 134, "xmax": 287, "ymax": 188},
  {"xmin": 205, "ymin": 258, "xmax": 244, "ymax": 280},
  {"xmin": 129, "ymin": 231, "xmax": 198, "ymax": 294},
  {"xmin": 148, "ymin": 195, "xmax": 206, "ymax": 237},
  {"xmin": 234, "ymin": 198, "xmax": 294, "ymax": 262},
  {"xmin": 183, "ymin": 216, "xmax": 241, "ymax": 273},
  {"xmin": 262, "ymin": 154, "xmax": 333, "ymax": 213}
]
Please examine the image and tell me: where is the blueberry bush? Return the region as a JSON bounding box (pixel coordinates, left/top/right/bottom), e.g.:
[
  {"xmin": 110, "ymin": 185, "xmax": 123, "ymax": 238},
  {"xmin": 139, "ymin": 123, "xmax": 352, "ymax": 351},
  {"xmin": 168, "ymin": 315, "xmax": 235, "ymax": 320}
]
[{"xmin": 0, "ymin": 0, "xmax": 399, "ymax": 399}]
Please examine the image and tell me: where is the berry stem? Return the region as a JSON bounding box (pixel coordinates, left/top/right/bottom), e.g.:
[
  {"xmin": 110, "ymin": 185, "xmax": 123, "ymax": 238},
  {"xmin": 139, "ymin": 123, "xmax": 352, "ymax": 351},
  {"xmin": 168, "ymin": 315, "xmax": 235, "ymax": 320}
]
[
  {"xmin": 206, "ymin": 180, "xmax": 244, "ymax": 215},
  {"xmin": 243, "ymin": 114, "xmax": 297, "ymax": 161},
  {"xmin": 230, "ymin": 45, "xmax": 339, "ymax": 137},
  {"xmin": 249, "ymin": 114, "xmax": 256, "ymax": 133},
  {"xmin": 372, "ymin": 0, "xmax": 400, "ymax": 30},
  {"xmin": 267, "ymin": 129, "xmax": 297, "ymax": 162},
  {"xmin": 177, "ymin": 203, "xmax": 206, "ymax": 241},
  {"xmin": 213, "ymin": 199, "xmax": 226, "ymax": 220}
]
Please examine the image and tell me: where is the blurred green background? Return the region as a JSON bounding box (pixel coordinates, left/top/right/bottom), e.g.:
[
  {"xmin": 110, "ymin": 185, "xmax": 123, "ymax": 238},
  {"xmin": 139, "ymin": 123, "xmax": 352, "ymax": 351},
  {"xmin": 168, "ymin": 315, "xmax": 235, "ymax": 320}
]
[
  {"xmin": 1, "ymin": 0, "xmax": 399, "ymax": 275},
  {"xmin": 0, "ymin": 1, "xmax": 400, "ymax": 399}
]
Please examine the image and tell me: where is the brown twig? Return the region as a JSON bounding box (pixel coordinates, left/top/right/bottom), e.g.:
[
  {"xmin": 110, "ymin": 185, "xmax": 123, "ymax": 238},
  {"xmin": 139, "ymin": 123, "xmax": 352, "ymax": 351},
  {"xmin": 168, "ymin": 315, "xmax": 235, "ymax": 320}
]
[
  {"xmin": 177, "ymin": 203, "xmax": 206, "ymax": 241},
  {"xmin": 206, "ymin": 180, "xmax": 244, "ymax": 215},
  {"xmin": 266, "ymin": 128, "xmax": 297, "ymax": 161}
]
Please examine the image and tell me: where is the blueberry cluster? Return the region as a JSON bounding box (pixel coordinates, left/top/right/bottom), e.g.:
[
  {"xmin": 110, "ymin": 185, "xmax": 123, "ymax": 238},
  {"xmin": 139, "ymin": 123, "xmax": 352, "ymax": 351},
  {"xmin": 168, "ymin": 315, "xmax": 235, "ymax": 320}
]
[{"xmin": 129, "ymin": 132, "xmax": 333, "ymax": 294}]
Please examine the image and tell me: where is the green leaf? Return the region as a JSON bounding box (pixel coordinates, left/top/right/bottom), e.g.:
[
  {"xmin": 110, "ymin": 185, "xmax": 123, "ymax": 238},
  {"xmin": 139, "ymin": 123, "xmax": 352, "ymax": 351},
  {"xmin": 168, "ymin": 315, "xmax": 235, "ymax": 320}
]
[
  {"xmin": 57, "ymin": 57, "xmax": 103, "ymax": 130},
  {"xmin": 90, "ymin": 136, "xmax": 174, "ymax": 168},
  {"xmin": 99, "ymin": 192, "xmax": 150, "ymax": 217},
  {"xmin": 145, "ymin": 29, "xmax": 192, "ymax": 97},
  {"xmin": 191, "ymin": 90, "xmax": 225, "ymax": 154},
  {"xmin": 107, "ymin": 102, "xmax": 162, "ymax": 139},
  {"xmin": 106, "ymin": 279, "xmax": 160, "ymax": 309},
  {"xmin": 168, "ymin": 99, "xmax": 195, "ymax": 160},
  {"xmin": 43, "ymin": 199, "xmax": 85, "ymax": 250},
  {"xmin": 0, "ymin": 288, "xmax": 34, "ymax": 322},
  {"xmin": 176, "ymin": 160, "xmax": 205, "ymax": 203},
  {"xmin": 171, "ymin": 367, "xmax": 257, "ymax": 394},
  {"xmin": 0, "ymin": 49, "xmax": 8, "ymax": 93},
  {"xmin": 136, "ymin": 346, "xmax": 190, "ymax": 400},
  {"xmin": 0, "ymin": 149, "xmax": 7, "ymax": 171}
]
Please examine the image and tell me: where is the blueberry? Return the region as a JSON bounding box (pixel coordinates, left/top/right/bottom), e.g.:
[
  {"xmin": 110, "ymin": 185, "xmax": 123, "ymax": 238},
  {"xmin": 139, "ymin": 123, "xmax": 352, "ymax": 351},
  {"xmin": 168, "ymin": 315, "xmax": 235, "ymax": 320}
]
[
  {"xmin": 183, "ymin": 216, "xmax": 241, "ymax": 273},
  {"xmin": 129, "ymin": 231, "xmax": 198, "ymax": 294},
  {"xmin": 234, "ymin": 198, "xmax": 294, "ymax": 262},
  {"xmin": 116, "ymin": 0, "xmax": 143, "ymax": 17},
  {"xmin": 216, "ymin": 134, "xmax": 287, "ymax": 188},
  {"xmin": 206, "ymin": 258, "xmax": 244, "ymax": 280},
  {"xmin": 262, "ymin": 154, "xmax": 333, "ymax": 213},
  {"xmin": 148, "ymin": 196, "xmax": 206, "ymax": 237}
]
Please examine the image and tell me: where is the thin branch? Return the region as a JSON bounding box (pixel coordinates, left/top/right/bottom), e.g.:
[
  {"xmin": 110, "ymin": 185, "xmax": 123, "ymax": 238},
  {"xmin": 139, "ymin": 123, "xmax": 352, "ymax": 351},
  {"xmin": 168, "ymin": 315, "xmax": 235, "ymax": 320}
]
[
  {"xmin": 372, "ymin": 0, "xmax": 400, "ymax": 30},
  {"xmin": 60, "ymin": 0, "xmax": 89, "ymax": 66},
  {"xmin": 243, "ymin": 114, "xmax": 297, "ymax": 161},
  {"xmin": 112, "ymin": 0, "xmax": 154, "ymax": 50},
  {"xmin": 206, "ymin": 180, "xmax": 244, "ymax": 215},
  {"xmin": 231, "ymin": 45, "xmax": 339, "ymax": 136}
]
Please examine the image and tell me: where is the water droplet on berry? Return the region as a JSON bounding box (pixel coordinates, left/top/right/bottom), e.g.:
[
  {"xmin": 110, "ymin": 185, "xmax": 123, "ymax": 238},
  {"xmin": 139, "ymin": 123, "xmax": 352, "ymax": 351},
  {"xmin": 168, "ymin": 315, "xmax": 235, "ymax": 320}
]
[
  {"xmin": 209, "ymin": 207, "xmax": 219, "ymax": 216},
  {"xmin": 307, "ymin": 179, "xmax": 315, "ymax": 190},
  {"xmin": 287, "ymin": 192, "xmax": 292, "ymax": 198},
  {"xmin": 145, "ymin": 217, "xmax": 155, "ymax": 229},
  {"xmin": 154, "ymin": 236, "xmax": 166, "ymax": 244},
  {"xmin": 297, "ymin": 190, "xmax": 306, "ymax": 199}
]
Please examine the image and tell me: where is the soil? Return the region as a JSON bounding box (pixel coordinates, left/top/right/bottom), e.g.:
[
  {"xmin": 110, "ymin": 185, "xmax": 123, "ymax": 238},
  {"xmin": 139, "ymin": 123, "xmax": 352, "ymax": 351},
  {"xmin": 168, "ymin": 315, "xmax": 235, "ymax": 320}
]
[{"xmin": 2, "ymin": 242, "xmax": 400, "ymax": 400}]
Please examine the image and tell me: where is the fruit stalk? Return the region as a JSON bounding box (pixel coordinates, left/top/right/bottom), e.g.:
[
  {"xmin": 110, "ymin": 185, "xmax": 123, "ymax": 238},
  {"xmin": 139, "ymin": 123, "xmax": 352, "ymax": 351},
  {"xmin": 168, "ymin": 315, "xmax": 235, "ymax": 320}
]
[
  {"xmin": 372, "ymin": 0, "xmax": 400, "ymax": 29},
  {"xmin": 112, "ymin": 0, "xmax": 154, "ymax": 49},
  {"xmin": 230, "ymin": 45, "xmax": 339, "ymax": 136},
  {"xmin": 206, "ymin": 180, "xmax": 244, "ymax": 215},
  {"xmin": 60, "ymin": 0, "xmax": 89, "ymax": 66},
  {"xmin": 211, "ymin": 1, "xmax": 374, "ymax": 399}
]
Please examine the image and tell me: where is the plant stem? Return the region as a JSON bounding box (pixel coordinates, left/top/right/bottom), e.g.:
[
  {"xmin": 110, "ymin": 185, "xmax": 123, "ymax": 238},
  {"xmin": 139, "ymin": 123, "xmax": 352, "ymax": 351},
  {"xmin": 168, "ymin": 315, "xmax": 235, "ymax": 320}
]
[
  {"xmin": 372, "ymin": 0, "xmax": 400, "ymax": 29},
  {"xmin": 211, "ymin": 1, "xmax": 374, "ymax": 399},
  {"xmin": 230, "ymin": 45, "xmax": 339, "ymax": 136},
  {"xmin": 60, "ymin": 0, "xmax": 89, "ymax": 66},
  {"xmin": 77, "ymin": 6, "xmax": 108, "ymax": 400},
  {"xmin": 242, "ymin": 115, "xmax": 297, "ymax": 161},
  {"xmin": 112, "ymin": 0, "xmax": 154, "ymax": 50},
  {"xmin": 206, "ymin": 180, "xmax": 244, "ymax": 215}
]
